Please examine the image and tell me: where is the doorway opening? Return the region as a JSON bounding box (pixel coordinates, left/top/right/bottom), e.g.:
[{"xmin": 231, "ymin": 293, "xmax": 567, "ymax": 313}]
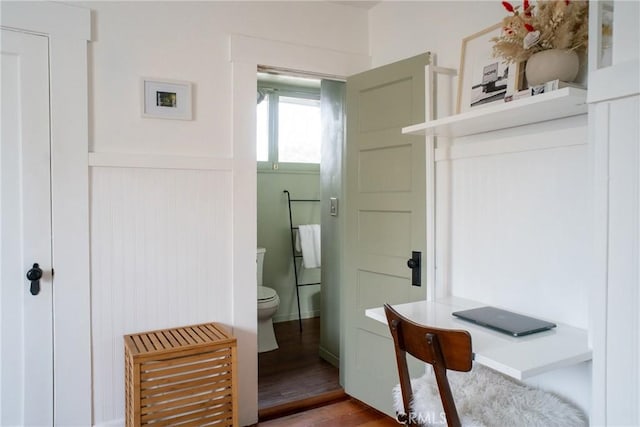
[{"xmin": 255, "ymin": 69, "xmax": 345, "ymax": 417}]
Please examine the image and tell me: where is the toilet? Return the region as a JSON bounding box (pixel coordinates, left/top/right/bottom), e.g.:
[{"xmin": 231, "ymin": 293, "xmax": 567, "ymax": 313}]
[{"xmin": 257, "ymin": 247, "xmax": 280, "ymax": 353}]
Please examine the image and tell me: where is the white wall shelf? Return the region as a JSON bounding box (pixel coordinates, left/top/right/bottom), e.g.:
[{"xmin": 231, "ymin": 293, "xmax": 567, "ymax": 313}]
[{"xmin": 402, "ymin": 87, "xmax": 587, "ymax": 138}]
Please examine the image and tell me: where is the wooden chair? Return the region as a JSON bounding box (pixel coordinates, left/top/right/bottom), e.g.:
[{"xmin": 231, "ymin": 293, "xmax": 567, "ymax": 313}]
[
  {"xmin": 384, "ymin": 304, "xmax": 589, "ymax": 427},
  {"xmin": 384, "ymin": 303, "xmax": 472, "ymax": 427}
]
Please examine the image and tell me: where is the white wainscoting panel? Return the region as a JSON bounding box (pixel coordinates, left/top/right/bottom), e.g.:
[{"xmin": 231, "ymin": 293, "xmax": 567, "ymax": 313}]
[
  {"xmin": 602, "ymin": 95, "xmax": 640, "ymax": 425},
  {"xmin": 444, "ymin": 122, "xmax": 590, "ymax": 329},
  {"xmin": 90, "ymin": 166, "xmax": 233, "ymax": 425}
]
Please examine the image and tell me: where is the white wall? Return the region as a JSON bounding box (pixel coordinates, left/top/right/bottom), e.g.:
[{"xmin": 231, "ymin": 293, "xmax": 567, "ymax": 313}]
[
  {"xmin": 85, "ymin": 2, "xmax": 369, "ymax": 426},
  {"xmin": 370, "ymin": 0, "xmax": 592, "ymax": 415},
  {"xmin": 446, "ymin": 117, "xmax": 590, "ymax": 329},
  {"xmin": 88, "ymin": 1, "xmax": 368, "ymax": 157},
  {"xmin": 370, "ymin": 1, "xmax": 502, "ymax": 70}
]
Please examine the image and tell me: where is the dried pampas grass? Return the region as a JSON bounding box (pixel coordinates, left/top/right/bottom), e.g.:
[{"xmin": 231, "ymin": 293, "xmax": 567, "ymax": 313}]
[{"xmin": 492, "ymin": 0, "xmax": 589, "ymax": 63}]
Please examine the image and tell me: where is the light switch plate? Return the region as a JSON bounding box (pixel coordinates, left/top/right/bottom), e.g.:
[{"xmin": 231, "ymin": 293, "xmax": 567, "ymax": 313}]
[{"xmin": 330, "ymin": 197, "xmax": 338, "ymax": 216}]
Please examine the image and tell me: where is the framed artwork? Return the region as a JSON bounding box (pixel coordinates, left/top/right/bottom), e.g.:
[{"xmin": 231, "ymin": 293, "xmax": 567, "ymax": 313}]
[
  {"xmin": 456, "ymin": 23, "xmax": 521, "ymax": 114},
  {"xmin": 141, "ymin": 78, "xmax": 193, "ymax": 120}
]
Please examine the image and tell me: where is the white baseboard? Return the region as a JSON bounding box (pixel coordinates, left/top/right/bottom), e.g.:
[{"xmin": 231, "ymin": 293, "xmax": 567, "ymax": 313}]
[
  {"xmin": 88, "ymin": 152, "xmax": 233, "ymax": 171},
  {"xmin": 273, "ymin": 310, "xmax": 320, "ymax": 323},
  {"xmin": 319, "ymin": 346, "xmax": 339, "ymax": 368},
  {"xmin": 94, "ymin": 418, "xmax": 124, "ymax": 427}
]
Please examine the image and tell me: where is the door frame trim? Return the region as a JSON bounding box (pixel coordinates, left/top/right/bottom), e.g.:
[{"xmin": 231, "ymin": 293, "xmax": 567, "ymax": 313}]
[
  {"xmin": 229, "ymin": 34, "xmax": 369, "ymax": 426},
  {"xmin": 2, "ymin": 3, "xmax": 92, "ymax": 425}
]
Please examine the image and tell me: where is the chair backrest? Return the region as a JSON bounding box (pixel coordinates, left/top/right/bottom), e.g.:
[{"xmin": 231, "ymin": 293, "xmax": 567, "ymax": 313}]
[{"xmin": 384, "ymin": 304, "xmax": 473, "ymax": 427}]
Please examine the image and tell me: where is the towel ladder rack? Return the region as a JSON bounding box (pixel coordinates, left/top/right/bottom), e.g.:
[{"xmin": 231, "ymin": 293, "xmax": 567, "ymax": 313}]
[{"xmin": 283, "ymin": 189, "xmax": 321, "ymax": 331}]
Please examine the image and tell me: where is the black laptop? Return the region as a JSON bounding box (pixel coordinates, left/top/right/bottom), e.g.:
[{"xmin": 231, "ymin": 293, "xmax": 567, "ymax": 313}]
[{"xmin": 452, "ymin": 306, "xmax": 557, "ymax": 337}]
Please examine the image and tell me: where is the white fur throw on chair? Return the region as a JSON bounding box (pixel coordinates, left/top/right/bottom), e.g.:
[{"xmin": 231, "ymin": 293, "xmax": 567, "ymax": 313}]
[{"xmin": 392, "ymin": 364, "xmax": 587, "ymax": 427}]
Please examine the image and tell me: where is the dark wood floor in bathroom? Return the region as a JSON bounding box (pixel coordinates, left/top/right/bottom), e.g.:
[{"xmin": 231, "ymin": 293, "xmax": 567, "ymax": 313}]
[
  {"xmin": 258, "ymin": 317, "xmax": 342, "ymax": 410},
  {"xmin": 257, "ymin": 397, "xmax": 399, "ymax": 427}
]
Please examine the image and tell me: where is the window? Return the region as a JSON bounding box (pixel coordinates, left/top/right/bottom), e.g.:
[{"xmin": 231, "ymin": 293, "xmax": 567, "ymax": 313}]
[
  {"xmin": 257, "ymin": 83, "xmax": 321, "ymax": 169},
  {"xmin": 278, "ymin": 96, "xmax": 321, "ymax": 163}
]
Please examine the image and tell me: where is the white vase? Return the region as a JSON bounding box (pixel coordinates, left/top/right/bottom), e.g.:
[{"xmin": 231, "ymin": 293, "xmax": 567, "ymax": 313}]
[{"xmin": 525, "ymin": 49, "xmax": 579, "ymax": 86}]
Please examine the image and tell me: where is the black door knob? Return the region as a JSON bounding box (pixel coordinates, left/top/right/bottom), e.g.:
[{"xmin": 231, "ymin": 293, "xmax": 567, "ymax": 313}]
[
  {"xmin": 407, "ymin": 251, "xmax": 422, "ymax": 287},
  {"xmin": 26, "ymin": 263, "xmax": 43, "ymax": 296}
]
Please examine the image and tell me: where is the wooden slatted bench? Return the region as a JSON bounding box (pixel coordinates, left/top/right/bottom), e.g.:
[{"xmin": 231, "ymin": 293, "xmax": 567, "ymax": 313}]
[{"xmin": 124, "ymin": 323, "xmax": 237, "ymax": 426}]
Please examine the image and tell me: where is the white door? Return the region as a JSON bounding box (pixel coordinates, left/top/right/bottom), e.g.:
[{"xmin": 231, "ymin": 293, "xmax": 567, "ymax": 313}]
[
  {"xmin": 344, "ymin": 53, "xmax": 429, "ymax": 414},
  {"xmin": 1, "ymin": 28, "xmax": 54, "ymax": 426}
]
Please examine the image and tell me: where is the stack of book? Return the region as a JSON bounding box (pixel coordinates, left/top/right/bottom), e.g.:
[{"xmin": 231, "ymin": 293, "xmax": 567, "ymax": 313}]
[{"xmin": 505, "ymin": 79, "xmax": 585, "ymax": 102}]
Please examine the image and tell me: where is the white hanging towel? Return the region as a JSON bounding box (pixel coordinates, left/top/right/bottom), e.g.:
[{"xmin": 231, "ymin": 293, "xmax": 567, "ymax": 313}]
[
  {"xmin": 296, "ymin": 224, "xmax": 321, "ymax": 268},
  {"xmin": 294, "ymin": 229, "xmax": 301, "ymax": 253}
]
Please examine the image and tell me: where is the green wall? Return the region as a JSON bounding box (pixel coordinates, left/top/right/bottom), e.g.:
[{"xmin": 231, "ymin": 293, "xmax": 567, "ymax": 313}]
[
  {"xmin": 319, "ymin": 80, "xmax": 345, "ymax": 368},
  {"xmin": 257, "ymin": 169, "xmax": 321, "ymax": 323}
]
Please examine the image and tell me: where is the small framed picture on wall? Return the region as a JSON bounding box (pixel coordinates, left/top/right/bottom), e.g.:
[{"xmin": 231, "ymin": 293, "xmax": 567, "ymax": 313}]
[{"xmin": 141, "ymin": 78, "xmax": 193, "ymax": 120}]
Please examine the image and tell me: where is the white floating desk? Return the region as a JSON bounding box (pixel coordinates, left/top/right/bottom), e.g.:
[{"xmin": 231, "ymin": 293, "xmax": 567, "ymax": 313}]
[{"xmin": 365, "ymin": 297, "xmax": 592, "ymax": 380}]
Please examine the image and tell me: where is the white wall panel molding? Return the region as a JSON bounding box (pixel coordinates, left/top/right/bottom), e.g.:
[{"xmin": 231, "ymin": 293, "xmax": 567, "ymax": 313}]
[
  {"xmin": 90, "ymin": 166, "xmax": 233, "ymax": 425},
  {"xmin": 595, "ymin": 95, "xmax": 640, "ymax": 426},
  {"xmin": 231, "ymin": 61, "xmax": 259, "ymax": 426},
  {"xmin": 436, "ymin": 137, "xmax": 586, "ymax": 162},
  {"xmin": 89, "ymin": 152, "xmax": 233, "ymax": 171},
  {"xmin": 2, "ymin": 3, "xmax": 93, "ymax": 424},
  {"xmin": 590, "ymin": 102, "xmax": 609, "ymax": 426},
  {"xmin": 0, "ymin": 2, "xmax": 90, "ymax": 40},
  {"xmin": 435, "ymin": 116, "xmax": 587, "ymax": 162},
  {"xmin": 588, "ymin": 59, "xmax": 640, "ymax": 104},
  {"xmin": 229, "ymin": 34, "xmax": 370, "ymax": 77}
]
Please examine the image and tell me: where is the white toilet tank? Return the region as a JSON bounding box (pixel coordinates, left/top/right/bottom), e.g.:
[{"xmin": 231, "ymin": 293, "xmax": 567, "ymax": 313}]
[{"xmin": 257, "ymin": 247, "xmax": 266, "ymax": 286}]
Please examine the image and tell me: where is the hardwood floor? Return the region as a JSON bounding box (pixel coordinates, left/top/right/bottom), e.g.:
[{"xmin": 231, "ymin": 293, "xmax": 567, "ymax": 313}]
[
  {"xmin": 258, "ymin": 317, "xmax": 341, "ymax": 411},
  {"xmin": 256, "ymin": 317, "xmax": 398, "ymax": 426},
  {"xmin": 256, "ymin": 398, "xmax": 399, "ymax": 427}
]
